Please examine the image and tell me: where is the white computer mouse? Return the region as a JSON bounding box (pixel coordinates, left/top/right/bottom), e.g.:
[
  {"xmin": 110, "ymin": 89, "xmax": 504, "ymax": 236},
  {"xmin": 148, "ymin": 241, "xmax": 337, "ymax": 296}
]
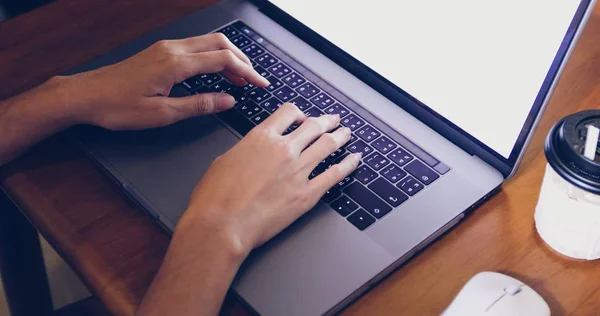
[{"xmin": 442, "ymin": 272, "xmax": 551, "ymax": 316}]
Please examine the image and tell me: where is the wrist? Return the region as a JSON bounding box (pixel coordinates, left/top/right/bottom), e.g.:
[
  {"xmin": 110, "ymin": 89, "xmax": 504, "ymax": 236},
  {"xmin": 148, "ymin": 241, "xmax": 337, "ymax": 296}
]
[
  {"xmin": 174, "ymin": 206, "xmax": 251, "ymax": 265},
  {"xmin": 0, "ymin": 76, "xmax": 84, "ymax": 132},
  {"xmin": 0, "ymin": 75, "xmax": 92, "ymax": 165},
  {"xmin": 42, "ymin": 74, "xmax": 95, "ymax": 127}
]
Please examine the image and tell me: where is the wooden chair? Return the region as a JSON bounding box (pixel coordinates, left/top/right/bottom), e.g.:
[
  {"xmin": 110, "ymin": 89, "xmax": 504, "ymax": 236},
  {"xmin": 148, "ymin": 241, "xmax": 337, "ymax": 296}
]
[{"xmin": 0, "ymin": 190, "xmax": 110, "ymax": 316}]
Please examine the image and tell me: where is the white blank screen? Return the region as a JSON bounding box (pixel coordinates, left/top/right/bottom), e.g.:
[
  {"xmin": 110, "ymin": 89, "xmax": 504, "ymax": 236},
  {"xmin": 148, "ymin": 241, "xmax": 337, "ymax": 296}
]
[{"xmin": 268, "ymin": 0, "xmax": 582, "ymax": 158}]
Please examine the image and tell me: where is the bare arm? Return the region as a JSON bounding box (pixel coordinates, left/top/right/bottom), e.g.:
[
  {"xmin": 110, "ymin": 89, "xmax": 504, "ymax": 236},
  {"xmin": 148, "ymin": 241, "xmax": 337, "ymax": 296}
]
[
  {"xmin": 0, "ymin": 77, "xmax": 81, "ymax": 165},
  {"xmin": 0, "ymin": 33, "xmax": 268, "ymax": 166}
]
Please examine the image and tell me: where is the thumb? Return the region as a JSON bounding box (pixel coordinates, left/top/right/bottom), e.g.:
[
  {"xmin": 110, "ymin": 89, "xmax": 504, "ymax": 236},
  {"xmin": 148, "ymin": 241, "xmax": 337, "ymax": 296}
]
[{"xmin": 169, "ymin": 92, "xmax": 235, "ymax": 118}]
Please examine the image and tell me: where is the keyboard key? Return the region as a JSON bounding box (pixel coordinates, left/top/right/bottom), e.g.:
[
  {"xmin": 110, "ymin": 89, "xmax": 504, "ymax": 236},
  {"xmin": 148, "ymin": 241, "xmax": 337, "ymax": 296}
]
[
  {"xmin": 228, "ymin": 86, "xmax": 249, "ymax": 104},
  {"xmin": 348, "ymin": 134, "xmax": 358, "ymax": 144},
  {"xmin": 315, "ymin": 159, "xmax": 334, "ymax": 174},
  {"xmin": 347, "ymin": 140, "xmax": 374, "ymax": 156},
  {"xmin": 198, "ymin": 73, "xmax": 222, "ymax": 85},
  {"xmin": 274, "ymin": 86, "xmax": 297, "ymax": 102},
  {"xmin": 193, "ymin": 86, "xmax": 211, "ymax": 94},
  {"xmin": 242, "ymin": 44, "xmax": 264, "ymax": 58},
  {"xmin": 380, "ymin": 164, "xmax": 407, "ymax": 183},
  {"xmin": 304, "ymin": 107, "xmax": 324, "ymax": 118},
  {"xmin": 397, "ymin": 176, "xmax": 424, "ymax": 196},
  {"xmin": 336, "ymin": 176, "xmax": 354, "ymax": 189},
  {"xmin": 329, "ymin": 148, "xmax": 347, "ymax": 161},
  {"xmin": 236, "ymin": 101, "xmax": 262, "ymax": 118},
  {"xmin": 269, "ymin": 63, "xmax": 292, "ymax": 78},
  {"xmin": 216, "ymin": 109, "xmax": 254, "ymax": 136},
  {"xmin": 341, "ymin": 114, "xmax": 365, "ymax": 131},
  {"xmin": 261, "ymin": 97, "xmax": 284, "ymax": 113},
  {"xmin": 352, "ymin": 165, "xmax": 378, "ymax": 184},
  {"xmin": 347, "ymin": 209, "xmax": 376, "ymax": 231},
  {"xmin": 242, "ymin": 83, "xmax": 256, "ymax": 93},
  {"xmin": 250, "ymin": 111, "xmax": 270, "ymax": 125},
  {"xmin": 256, "ymin": 53, "xmax": 278, "ymax": 68},
  {"xmin": 404, "ymin": 160, "xmax": 439, "ymax": 185},
  {"xmin": 289, "ymin": 123, "xmax": 300, "ymax": 133},
  {"xmin": 310, "ymin": 93, "xmax": 335, "ymax": 109},
  {"xmin": 231, "ymin": 35, "xmax": 252, "ymax": 48},
  {"xmin": 387, "ymin": 147, "xmax": 414, "ymax": 166},
  {"xmin": 372, "ymin": 136, "xmax": 398, "ymax": 154},
  {"xmin": 181, "ymin": 77, "xmax": 203, "ymax": 91},
  {"xmin": 254, "ymin": 65, "xmax": 270, "ymax": 78},
  {"xmin": 324, "ymin": 103, "xmax": 350, "ymax": 118},
  {"xmin": 219, "ymin": 26, "xmax": 239, "ymax": 38},
  {"xmin": 289, "ymin": 97, "xmax": 312, "ymax": 111},
  {"xmin": 368, "ymin": 178, "xmax": 408, "ymax": 208},
  {"xmin": 330, "ymin": 195, "xmax": 359, "ymax": 216},
  {"xmin": 322, "ymin": 186, "xmax": 341, "ymax": 203},
  {"xmin": 265, "ymin": 76, "xmax": 284, "ymax": 92},
  {"xmin": 434, "ymin": 162, "xmax": 451, "ymax": 175},
  {"xmin": 356, "ymin": 125, "xmax": 381, "ymax": 142},
  {"xmin": 297, "ymin": 82, "xmax": 320, "ymax": 98},
  {"xmin": 282, "ymin": 72, "xmax": 306, "ymax": 88},
  {"xmin": 344, "ymin": 182, "xmax": 392, "ymax": 219},
  {"xmin": 210, "ymin": 80, "xmax": 234, "ymax": 93},
  {"xmin": 309, "ymin": 166, "xmax": 321, "ymax": 178},
  {"xmin": 333, "ymin": 152, "xmax": 350, "ymax": 164},
  {"xmin": 247, "ymin": 88, "xmax": 271, "ymax": 103},
  {"xmin": 237, "ymin": 24, "xmax": 256, "ymax": 37},
  {"xmin": 365, "ymin": 153, "xmax": 390, "ymax": 171},
  {"xmin": 308, "ymin": 169, "xmax": 319, "ymax": 180}
]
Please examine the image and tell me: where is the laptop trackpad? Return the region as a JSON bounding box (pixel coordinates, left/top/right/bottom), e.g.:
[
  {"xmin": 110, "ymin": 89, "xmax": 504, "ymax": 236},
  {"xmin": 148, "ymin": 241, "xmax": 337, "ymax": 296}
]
[{"xmin": 75, "ymin": 115, "xmax": 240, "ymax": 227}]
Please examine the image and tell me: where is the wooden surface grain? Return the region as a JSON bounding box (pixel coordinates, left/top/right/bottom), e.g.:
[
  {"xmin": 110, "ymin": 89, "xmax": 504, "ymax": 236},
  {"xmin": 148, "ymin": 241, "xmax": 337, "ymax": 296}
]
[{"xmin": 1, "ymin": 1, "xmax": 600, "ymax": 315}]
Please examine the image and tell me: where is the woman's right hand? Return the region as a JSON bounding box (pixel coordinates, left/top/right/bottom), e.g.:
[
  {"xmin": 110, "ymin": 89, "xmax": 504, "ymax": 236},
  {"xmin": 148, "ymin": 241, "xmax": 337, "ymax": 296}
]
[
  {"xmin": 180, "ymin": 103, "xmax": 361, "ymax": 255},
  {"xmin": 139, "ymin": 103, "xmax": 360, "ymax": 316}
]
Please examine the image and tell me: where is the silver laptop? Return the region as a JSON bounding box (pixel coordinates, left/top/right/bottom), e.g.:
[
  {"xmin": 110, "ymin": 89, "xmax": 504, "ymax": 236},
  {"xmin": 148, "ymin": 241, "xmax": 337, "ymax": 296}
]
[{"xmin": 67, "ymin": 1, "xmax": 595, "ymax": 315}]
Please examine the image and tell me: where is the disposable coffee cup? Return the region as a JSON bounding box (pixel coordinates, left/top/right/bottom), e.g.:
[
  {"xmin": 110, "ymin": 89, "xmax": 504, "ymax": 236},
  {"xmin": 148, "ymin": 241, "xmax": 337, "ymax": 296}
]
[{"xmin": 535, "ymin": 110, "xmax": 600, "ymax": 260}]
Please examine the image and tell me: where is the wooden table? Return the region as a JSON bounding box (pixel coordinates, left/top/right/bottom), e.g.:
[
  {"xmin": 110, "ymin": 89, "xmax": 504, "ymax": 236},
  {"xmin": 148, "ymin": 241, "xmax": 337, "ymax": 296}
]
[{"xmin": 1, "ymin": 1, "xmax": 600, "ymax": 315}]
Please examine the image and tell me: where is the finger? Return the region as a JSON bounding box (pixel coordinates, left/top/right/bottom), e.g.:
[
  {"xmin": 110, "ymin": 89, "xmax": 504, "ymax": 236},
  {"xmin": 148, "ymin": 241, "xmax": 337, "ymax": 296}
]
[
  {"xmin": 160, "ymin": 92, "xmax": 235, "ymax": 120},
  {"xmin": 299, "ymin": 127, "xmax": 352, "ymax": 171},
  {"xmin": 178, "ymin": 33, "xmax": 252, "ymax": 66},
  {"xmin": 182, "ymin": 50, "xmax": 269, "ymax": 87},
  {"xmin": 222, "ymin": 71, "xmax": 248, "ymax": 86},
  {"xmin": 288, "ymin": 114, "xmax": 340, "ymax": 152},
  {"xmin": 261, "ymin": 103, "xmax": 307, "ymax": 134},
  {"xmin": 310, "ymin": 153, "xmax": 361, "ymax": 194}
]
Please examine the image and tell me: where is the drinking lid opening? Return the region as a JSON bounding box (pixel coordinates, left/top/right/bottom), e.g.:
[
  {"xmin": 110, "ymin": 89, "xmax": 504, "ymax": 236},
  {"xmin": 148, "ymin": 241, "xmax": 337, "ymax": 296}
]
[{"xmin": 545, "ymin": 110, "xmax": 600, "ymax": 194}]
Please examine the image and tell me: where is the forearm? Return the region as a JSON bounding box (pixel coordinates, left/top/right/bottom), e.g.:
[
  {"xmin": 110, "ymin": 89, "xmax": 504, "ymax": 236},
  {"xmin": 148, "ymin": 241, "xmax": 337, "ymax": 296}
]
[
  {"xmin": 0, "ymin": 77, "xmax": 84, "ymax": 166},
  {"xmin": 137, "ymin": 210, "xmax": 248, "ymax": 316}
]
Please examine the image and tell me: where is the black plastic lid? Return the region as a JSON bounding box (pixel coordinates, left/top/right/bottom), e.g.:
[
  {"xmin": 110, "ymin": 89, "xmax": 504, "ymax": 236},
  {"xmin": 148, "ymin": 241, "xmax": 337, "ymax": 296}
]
[{"xmin": 545, "ymin": 110, "xmax": 600, "ymax": 194}]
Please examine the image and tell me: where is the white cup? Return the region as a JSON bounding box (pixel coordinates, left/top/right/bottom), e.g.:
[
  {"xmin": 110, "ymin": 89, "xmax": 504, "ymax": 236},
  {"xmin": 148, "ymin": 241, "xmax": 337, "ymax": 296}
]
[{"xmin": 535, "ymin": 110, "xmax": 600, "ymax": 260}]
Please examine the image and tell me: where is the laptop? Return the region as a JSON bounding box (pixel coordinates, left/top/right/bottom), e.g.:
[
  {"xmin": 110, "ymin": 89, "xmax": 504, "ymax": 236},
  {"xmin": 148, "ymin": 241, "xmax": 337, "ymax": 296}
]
[{"xmin": 67, "ymin": 0, "xmax": 596, "ymax": 315}]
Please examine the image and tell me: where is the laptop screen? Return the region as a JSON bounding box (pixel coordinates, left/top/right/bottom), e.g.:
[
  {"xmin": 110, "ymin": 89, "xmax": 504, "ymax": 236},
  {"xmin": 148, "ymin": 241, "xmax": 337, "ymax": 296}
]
[{"xmin": 265, "ymin": 0, "xmax": 583, "ymax": 159}]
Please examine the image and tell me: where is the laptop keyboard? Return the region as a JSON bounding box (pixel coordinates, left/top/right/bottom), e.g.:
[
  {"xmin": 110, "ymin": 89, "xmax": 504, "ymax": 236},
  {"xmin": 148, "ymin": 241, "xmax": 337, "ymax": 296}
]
[{"xmin": 176, "ymin": 20, "xmax": 451, "ymax": 231}]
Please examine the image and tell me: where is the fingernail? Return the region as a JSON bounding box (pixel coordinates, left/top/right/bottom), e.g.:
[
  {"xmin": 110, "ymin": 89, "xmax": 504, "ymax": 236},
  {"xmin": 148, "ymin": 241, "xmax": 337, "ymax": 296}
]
[
  {"xmin": 260, "ymin": 76, "xmax": 271, "ymax": 87},
  {"xmin": 216, "ymin": 94, "xmax": 235, "ymax": 111},
  {"xmin": 353, "ymin": 152, "xmax": 362, "ymax": 162}
]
